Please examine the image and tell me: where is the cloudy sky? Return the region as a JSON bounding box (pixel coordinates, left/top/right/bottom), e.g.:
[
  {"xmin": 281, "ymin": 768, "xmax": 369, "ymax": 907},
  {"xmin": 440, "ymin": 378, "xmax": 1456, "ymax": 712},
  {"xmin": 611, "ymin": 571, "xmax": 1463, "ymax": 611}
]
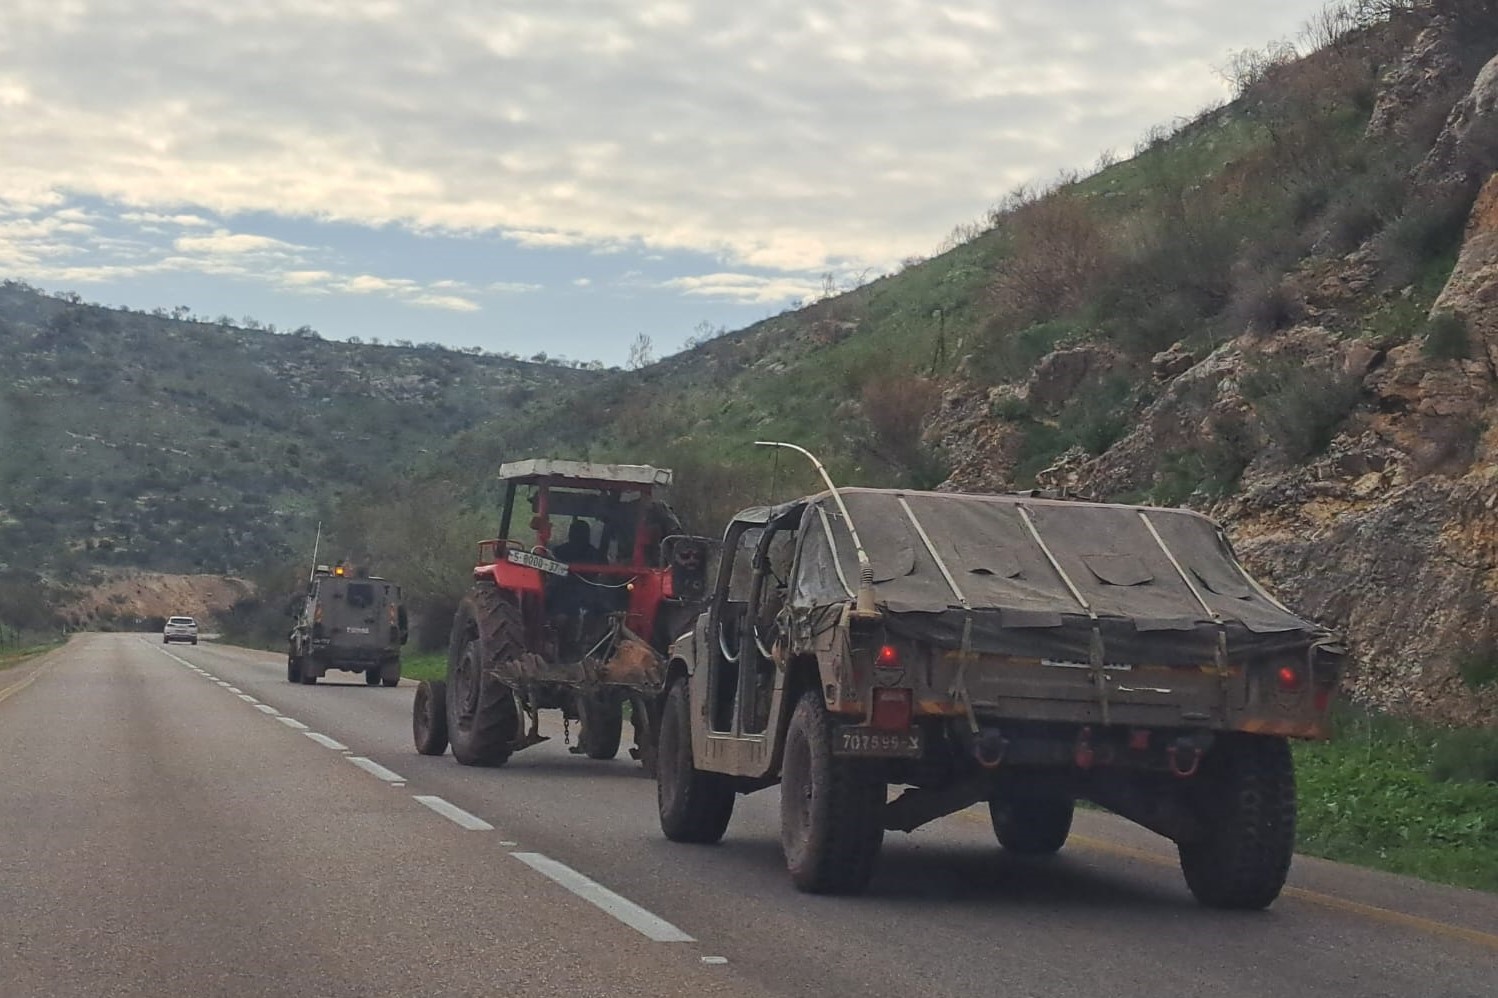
[{"xmin": 1, "ymin": 1, "xmax": 1334, "ymax": 365}]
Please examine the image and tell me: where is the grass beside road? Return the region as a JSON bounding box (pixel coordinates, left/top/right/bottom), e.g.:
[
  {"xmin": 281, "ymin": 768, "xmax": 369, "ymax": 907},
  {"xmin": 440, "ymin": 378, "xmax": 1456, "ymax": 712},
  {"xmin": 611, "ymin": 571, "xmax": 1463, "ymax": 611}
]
[
  {"xmin": 402, "ymin": 651, "xmax": 447, "ymax": 683},
  {"xmin": 0, "ymin": 642, "xmax": 62, "ymax": 672},
  {"xmin": 1294, "ymin": 705, "xmax": 1498, "ymax": 893}
]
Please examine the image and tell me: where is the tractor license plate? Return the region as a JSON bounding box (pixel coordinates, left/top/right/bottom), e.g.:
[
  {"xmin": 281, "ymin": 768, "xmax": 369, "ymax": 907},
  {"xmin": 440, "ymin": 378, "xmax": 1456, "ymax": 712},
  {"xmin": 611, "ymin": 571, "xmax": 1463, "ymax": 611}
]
[
  {"xmin": 833, "ymin": 727, "xmax": 923, "ymax": 758},
  {"xmin": 507, "ymin": 549, "xmax": 570, "ymax": 577}
]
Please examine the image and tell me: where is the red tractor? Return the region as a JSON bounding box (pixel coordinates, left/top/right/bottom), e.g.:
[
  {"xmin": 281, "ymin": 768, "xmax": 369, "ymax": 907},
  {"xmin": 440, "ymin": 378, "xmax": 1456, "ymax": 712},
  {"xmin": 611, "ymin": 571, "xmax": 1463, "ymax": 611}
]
[{"xmin": 412, "ymin": 459, "xmax": 716, "ymax": 772}]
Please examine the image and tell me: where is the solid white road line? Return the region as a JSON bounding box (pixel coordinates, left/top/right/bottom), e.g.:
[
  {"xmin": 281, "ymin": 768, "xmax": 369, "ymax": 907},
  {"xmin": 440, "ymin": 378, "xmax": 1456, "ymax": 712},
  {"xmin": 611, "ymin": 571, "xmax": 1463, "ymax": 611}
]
[
  {"xmin": 347, "ymin": 756, "xmax": 405, "ymax": 782},
  {"xmin": 305, "ymin": 732, "xmax": 348, "ymax": 751},
  {"xmin": 277, "ymin": 716, "xmax": 309, "ymax": 730},
  {"xmin": 509, "ymin": 852, "xmax": 695, "ymax": 943},
  {"xmin": 413, "ymin": 795, "xmax": 495, "ymax": 831},
  {"xmin": 254, "ymin": 703, "xmax": 279, "ymax": 715}
]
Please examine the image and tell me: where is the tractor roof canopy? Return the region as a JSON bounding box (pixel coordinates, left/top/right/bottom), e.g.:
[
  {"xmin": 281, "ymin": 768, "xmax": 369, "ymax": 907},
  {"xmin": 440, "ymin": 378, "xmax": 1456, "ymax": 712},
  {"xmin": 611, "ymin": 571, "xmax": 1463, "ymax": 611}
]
[{"xmin": 497, "ymin": 459, "xmax": 672, "ymax": 489}]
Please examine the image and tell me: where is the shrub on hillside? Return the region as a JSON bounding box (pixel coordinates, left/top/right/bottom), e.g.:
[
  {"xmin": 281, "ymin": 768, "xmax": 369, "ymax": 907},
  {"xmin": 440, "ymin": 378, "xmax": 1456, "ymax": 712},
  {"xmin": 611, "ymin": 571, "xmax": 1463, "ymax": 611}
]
[
  {"xmin": 985, "ymin": 191, "xmax": 1114, "ymax": 334},
  {"xmin": 1240, "ymin": 358, "xmax": 1362, "ymax": 461},
  {"xmin": 1422, "ymin": 310, "xmax": 1471, "ymax": 359},
  {"xmin": 860, "ymin": 374, "xmax": 944, "ymax": 483}
]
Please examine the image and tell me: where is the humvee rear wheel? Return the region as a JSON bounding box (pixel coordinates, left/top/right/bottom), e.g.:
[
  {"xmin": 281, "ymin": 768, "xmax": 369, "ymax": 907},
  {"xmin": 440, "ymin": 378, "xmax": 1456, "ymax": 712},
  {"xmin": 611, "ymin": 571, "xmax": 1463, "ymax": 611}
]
[
  {"xmin": 382, "ymin": 676, "xmax": 400, "ymax": 688},
  {"xmin": 365, "ymin": 669, "xmax": 381, "ymax": 687},
  {"xmin": 1177, "ymin": 733, "xmax": 1296, "ymax": 910},
  {"xmin": 299, "ymin": 667, "xmax": 318, "ymax": 685},
  {"xmin": 446, "ymin": 589, "xmax": 521, "ymax": 767},
  {"xmin": 287, "ymin": 656, "xmax": 301, "ymax": 683},
  {"xmin": 657, "ymin": 680, "xmax": 734, "ymax": 843},
  {"xmin": 989, "ymin": 793, "xmax": 1074, "ymax": 855},
  {"xmin": 413, "ymin": 679, "xmax": 449, "ymax": 756},
  {"xmin": 577, "ymin": 694, "xmax": 623, "ymax": 760},
  {"xmin": 780, "ymin": 691, "xmax": 885, "ymax": 895}
]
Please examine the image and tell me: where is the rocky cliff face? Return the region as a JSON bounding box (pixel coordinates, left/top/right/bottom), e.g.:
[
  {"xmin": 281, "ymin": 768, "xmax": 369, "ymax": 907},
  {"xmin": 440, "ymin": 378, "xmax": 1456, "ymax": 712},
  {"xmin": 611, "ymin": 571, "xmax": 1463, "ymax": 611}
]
[{"xmin": 931, "ymin": 41, "xmax": 1498, "ymax": 724}]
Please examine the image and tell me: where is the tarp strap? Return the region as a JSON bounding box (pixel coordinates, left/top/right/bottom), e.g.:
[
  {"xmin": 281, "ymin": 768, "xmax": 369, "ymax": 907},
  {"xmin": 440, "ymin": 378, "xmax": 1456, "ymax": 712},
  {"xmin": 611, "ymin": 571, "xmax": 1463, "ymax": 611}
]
[
  {"xmin": 896, "ymin": 495, "xmax": 970, "ymax": 610},
  {"xmin": 1018, "ymin": 504, "xmax": 1108, "ymax": 725},
  {"xmin": 1140, "ymin": 511, "xmax": 1230, "ymax": 720},
  {"xmin": 1138, "ymin": 512, "xmax": 1220, "ymax": 623},
  {"xmin": 815, "ymin": 504, "xmax": 856, "ymax": 600},
  {"xmin": 898, "ymin": 496, "xmax": 980, "ymax": 731}
]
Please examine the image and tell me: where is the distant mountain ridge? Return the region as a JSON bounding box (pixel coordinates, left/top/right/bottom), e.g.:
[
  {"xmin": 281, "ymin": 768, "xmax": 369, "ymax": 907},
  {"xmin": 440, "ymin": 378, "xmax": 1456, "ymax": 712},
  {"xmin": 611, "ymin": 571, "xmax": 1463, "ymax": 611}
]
[{"xmin": 0, "ymin": 280, "xmax": 595, "ymax": 579}]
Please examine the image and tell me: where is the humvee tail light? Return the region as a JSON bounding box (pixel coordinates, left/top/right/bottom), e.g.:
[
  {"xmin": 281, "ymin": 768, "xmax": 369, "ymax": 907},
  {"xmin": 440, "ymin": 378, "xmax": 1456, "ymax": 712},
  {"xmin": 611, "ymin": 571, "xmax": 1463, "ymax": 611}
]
[
  {"xmin": 871, "ymin": 687, "xmax": 912, "ymax": 731},
  {"xmin": 875, "ymin": 644, "xmax": 899, "ymax": 668},
  {"xmin": 1276, "ymin": 666, "xmax": 1302, "ymax": 692},
  {"xmin": 334, "ymin": 565, "xmax": 346, "ymax": 576}
]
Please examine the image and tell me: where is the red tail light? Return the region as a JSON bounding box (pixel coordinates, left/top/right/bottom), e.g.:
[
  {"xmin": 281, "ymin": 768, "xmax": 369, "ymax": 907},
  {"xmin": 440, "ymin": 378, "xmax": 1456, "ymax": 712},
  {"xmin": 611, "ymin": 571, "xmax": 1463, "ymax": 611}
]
[
  {"xmin": 1314, "ymin": 687, "xmax": 1332, "ymax": 712},
  {"xmin": 870, "ymin": 687, "xmax": 912, "ymax": 731},
  {"xmin": 875, "ymin": 644, "xmax": 899, "ymax": 668},
  {"xmin": 1276, "ymin": 666, "xmax": 1302, "ymax": 692},
  {"xmin": 661, "ymin": 570, "xmax": 675, "ymax": 598}
]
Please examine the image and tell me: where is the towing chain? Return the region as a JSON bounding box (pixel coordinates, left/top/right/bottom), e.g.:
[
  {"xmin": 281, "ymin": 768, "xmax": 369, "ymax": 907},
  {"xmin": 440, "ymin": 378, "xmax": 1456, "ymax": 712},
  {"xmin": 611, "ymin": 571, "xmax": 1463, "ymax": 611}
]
[{"xmin": 563, "ymin": 716, "xmax": 571, "ymax": 746}]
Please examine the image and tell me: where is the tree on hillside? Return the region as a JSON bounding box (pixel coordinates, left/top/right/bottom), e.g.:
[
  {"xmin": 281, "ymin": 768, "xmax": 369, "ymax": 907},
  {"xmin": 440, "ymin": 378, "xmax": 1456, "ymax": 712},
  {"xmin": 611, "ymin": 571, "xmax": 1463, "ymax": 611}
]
[{"xmin": 627, "ymin": 333, "xmax": 654, "ymax": 370}]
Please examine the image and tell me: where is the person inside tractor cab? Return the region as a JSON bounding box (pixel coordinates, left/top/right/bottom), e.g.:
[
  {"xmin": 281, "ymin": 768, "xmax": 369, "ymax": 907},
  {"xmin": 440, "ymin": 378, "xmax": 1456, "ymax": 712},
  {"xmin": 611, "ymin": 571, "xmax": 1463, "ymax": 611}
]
[
  {"xmin": 548, "ymin": 519, "xmax": 611, "ymax": 654},
  {"xmin": 554, "ymin": 519, "xmax": 603, "ymax": 565}
]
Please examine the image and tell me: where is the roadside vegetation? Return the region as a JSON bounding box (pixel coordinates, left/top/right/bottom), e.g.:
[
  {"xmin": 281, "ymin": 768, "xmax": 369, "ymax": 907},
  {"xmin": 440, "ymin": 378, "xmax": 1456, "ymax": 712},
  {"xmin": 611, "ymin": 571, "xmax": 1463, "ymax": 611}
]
[
  {"xmin": 0, "ymin": 645, "xmax": 58, "ymax": 671},
  {"xmin": 400, "ymin": 651, "xmax": 447, "ymax": 684},
  {"xmin": 1294, "ymin": 704, "xmax": 1498, "ymax": 891}
]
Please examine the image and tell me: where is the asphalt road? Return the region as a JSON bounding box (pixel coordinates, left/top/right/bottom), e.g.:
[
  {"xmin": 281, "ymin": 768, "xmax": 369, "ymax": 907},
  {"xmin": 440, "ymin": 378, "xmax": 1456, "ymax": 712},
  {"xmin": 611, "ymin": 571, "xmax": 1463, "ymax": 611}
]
[{"xmin": 3, "ymin": 635, "xmax": 1496, "ymax": 997}]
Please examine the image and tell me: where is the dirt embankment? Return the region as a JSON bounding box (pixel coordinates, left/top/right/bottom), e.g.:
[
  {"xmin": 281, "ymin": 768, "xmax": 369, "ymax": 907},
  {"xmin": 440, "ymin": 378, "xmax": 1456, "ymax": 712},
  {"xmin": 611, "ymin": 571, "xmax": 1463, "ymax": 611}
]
[{"xmin": 59, "ymin": 572, "xmax": 256, "ymax": 631}]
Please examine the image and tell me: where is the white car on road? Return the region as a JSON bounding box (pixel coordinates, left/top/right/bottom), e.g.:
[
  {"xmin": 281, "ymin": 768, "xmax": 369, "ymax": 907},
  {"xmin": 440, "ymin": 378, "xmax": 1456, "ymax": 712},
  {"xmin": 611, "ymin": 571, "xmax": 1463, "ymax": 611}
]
[{"xmin": 163, "ymin": 616, "xmax": 199, "ymax": 645}]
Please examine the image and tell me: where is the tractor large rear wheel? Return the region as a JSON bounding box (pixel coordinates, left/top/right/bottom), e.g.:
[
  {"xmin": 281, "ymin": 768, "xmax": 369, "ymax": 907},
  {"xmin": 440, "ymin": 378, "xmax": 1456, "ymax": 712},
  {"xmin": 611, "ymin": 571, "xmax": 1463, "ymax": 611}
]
[{"xmin": 445, "ymin": 587, "xmax": 522, "ymax": 767}]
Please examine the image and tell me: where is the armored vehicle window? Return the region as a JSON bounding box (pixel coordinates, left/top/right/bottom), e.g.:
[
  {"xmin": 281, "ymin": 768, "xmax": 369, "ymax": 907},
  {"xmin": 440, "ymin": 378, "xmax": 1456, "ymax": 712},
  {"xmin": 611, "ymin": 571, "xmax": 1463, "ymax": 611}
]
[{"xmin": 346, "ymin": 582, "xmax": 375, "ymax": 609}]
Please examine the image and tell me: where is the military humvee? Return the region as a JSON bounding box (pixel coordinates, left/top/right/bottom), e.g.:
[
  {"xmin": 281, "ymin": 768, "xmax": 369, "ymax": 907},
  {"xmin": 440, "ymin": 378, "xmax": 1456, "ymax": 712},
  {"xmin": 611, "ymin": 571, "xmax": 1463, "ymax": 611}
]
[
  {"xmin": 288, "ymin": 563, "xmax": 408, "ymax": 686},
  {"xmin": 656, "ymin": 443, "xmax": 1344, "ymax": 909}
]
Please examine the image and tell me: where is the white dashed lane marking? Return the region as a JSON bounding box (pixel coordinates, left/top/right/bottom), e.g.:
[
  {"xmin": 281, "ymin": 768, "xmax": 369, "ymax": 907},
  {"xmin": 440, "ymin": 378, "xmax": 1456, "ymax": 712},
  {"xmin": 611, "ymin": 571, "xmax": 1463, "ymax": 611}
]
[
  {"xmin": 510, "ymin": 852, "xmax": 694, "ymax": 943},
  {"xmin": 276, "ymin": 716, "xmax": 309, "ymax": 730},
  {"xmin": 346, "ymin": 756, "xmax": 405, "ymax": 782},
  {"xmin": 254, "ymin": 703, "xmax": 279, "ymax": 715},
  {"xmin": 413, "ymin": 795, "xmax": 495, "ymax": 831},
  {"xmin": 304, "ymin": 732, "xmax": 348, "ymax": 751}
]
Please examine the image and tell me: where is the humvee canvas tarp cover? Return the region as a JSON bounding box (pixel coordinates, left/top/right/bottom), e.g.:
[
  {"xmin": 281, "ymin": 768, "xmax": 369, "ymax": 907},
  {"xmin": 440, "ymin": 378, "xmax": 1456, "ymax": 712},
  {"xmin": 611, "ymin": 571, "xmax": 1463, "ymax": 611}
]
[{"xmin": 788, "ymin": 489, "xmax": 1335, "ymax": 666}]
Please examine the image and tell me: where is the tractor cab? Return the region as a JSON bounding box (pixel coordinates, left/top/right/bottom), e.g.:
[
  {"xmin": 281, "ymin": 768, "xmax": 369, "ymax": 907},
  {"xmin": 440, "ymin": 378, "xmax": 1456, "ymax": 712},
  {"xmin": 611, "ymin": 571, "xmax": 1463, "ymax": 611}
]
[{"xmin": 476, "ymin": 459, "xmax": 714, "ymax": 661}]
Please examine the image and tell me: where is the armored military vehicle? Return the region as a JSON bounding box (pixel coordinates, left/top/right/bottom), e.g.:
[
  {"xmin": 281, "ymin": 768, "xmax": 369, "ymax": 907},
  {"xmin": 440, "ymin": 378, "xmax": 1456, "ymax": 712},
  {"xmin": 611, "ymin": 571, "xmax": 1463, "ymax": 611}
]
[
  {"xmin": 656, "ymin": 443, "xmax": 1344, "ymax": 909},
  {"xmin": 288, "ymin": 562, "xmax": 408, "ymax": 686},
  {"xmin": 411, "ymin": 459, "xmax": 716, "ymax": 772}
]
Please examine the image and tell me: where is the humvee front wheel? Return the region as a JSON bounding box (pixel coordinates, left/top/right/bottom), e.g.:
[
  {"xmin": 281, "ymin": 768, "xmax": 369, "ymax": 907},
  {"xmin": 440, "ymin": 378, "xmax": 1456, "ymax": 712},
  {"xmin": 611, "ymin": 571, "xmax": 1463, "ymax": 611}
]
[
  {"xmin": 657, "ymin": 680, "xmax": 734, "ymax": 843},
  {"xmin": 989, "ymin": 793, "xmax": 1074, "ymax": 855},
  {"xmin": 780, "ymin": 692, "xmax": 885, "ymax": 894},
  {"xmin": 446, "ymin": 590, "xmax": 521, "ymax": 767},
  {"xmin": 365, "ymin": 669, "xmax": 381, "ymax": 687},
  {"xmin": 413, "ymin": 679, "xmax": 449, "ymax": 756},
  {"xmin": 287, "ymin": 656, "xmax": 301, "ymax": 683},
  {"xmin": 577, "ymin": 694, "xmax": 623, "ymax": 760},
  {"xmin": 1177, "ymin": 733, "xmax": 1296, "ymax": 910}
]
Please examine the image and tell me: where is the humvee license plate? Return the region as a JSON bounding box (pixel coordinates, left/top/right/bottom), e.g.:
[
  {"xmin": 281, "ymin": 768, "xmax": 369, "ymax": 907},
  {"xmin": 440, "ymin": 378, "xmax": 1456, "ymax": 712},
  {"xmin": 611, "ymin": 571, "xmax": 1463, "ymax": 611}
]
[
  {"xmin": 833, "ymin": 727, "xmax": 923, "ymax": 758},
  {"xmin": 507, "ymin": 550, "xmax": 570, "ymax": 577}
]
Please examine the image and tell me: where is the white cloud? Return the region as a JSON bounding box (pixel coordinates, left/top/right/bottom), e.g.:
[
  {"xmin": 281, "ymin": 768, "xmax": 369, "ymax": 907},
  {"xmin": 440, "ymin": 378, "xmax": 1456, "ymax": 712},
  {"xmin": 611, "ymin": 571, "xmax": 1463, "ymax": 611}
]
[
  {"xmin": 662, "ymin": 271, "xmax": 823, "ymax": 305},
  {"xmin": 0, "ymin": 0, "xmax": 1334, "ymax": 279},
  {"xmin": 174, "ymin": 230, "xmax": 303, "ymax": 256}
]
